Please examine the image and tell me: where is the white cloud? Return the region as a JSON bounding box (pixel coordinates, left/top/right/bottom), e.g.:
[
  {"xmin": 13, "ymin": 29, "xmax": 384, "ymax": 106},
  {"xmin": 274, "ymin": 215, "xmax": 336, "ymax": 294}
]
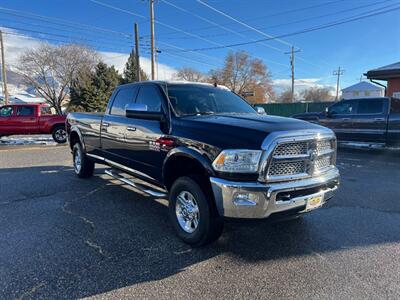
[
  {"xmin": 1, "ymin": 27, "xmax": 177, "ymax": 80},
  {"xmin": 273, "ymin": 77, "xmax": 336, "ymax": 98}
]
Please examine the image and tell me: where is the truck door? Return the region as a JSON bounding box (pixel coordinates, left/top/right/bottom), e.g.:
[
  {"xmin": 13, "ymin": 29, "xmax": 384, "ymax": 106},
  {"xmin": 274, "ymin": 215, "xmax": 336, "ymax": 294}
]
[
  {"xmin": 319, "ymin": 100, "xmax": 357, "ymax": 141},
  {"xmin": 350, "ymin": 98, "xmax": 388, "ymax": 143},
  {"xmin": 13, "ymin": 105, "xmax": 39, "ymax": 134},
  {"xmin": 0, "ymin": 106, "xmax": 15, "ymax": 135},
  {"xmin": 101, "ymin": 85, "xmax": 138, "ymax": 164},
  {"xmin": 123, "ymin": 84, "xmax": 168, "ymax": 182}
]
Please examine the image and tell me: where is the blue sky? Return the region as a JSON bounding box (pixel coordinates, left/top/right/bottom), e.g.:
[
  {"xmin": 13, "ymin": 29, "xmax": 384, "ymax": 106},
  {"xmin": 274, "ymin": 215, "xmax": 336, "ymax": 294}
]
[{"xmin": 1, "ymin": 0, "xmax": 400, "ymax": 93}]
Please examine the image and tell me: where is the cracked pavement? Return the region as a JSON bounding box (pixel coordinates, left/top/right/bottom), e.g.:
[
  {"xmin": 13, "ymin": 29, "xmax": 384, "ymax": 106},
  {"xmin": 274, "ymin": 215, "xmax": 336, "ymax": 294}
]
[{"xmin": 0, "ymin": 145, "xmax": 399, "ymax": 299}]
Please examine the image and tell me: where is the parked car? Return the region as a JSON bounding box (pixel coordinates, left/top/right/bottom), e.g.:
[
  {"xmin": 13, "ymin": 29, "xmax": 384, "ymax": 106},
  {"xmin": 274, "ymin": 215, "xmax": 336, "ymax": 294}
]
[
  {"xmin": 0, "ymin": 103, "xmax": 67, "ymax": 143},
  {"xmin": 66, "ymin": 81, "xmax": 340, "ymax": 246},
  {"xmin": 292, "ymin": 97, "xmax": 400, "ymax": 147}
]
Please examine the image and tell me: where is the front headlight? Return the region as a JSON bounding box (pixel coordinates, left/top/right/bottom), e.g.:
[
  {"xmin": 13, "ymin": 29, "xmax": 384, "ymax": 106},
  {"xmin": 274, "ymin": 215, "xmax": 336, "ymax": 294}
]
[{"xmin": 212, "ymin": 150, "xmax": 262, "ymax": 173}]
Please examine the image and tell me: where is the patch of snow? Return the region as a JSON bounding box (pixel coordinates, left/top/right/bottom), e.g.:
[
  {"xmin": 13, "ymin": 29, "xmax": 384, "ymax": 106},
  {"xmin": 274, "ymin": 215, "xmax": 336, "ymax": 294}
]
[{"xmin": 0, "ymin": 135, "xmax": 56, "ymax": 146}]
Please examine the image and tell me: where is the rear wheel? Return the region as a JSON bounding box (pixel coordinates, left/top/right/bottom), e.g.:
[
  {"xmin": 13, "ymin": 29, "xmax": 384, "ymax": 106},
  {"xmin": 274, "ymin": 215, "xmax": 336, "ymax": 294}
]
[
  {"xmin": 72, "ymin": 143, "xmax": 94, "ymax": 178},
  {"xmin": 52, "ymin": 125, "xmax": 67, "ymax": 144},
  {"xmin": 169, "ymin": 176, "xmax": 224, "ymax": 247}
]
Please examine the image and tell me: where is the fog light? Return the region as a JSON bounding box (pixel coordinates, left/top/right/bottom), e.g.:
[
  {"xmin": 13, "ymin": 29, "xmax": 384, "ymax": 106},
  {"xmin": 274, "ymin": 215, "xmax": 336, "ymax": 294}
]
[{"xmin": 233, "ymin": 192, "xmax": 259, "ymax": 206}]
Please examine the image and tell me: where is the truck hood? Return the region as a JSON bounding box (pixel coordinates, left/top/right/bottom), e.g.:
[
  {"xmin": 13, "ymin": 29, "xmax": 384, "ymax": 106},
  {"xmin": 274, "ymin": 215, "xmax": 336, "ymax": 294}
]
[
  {"xmin": 175, "ymin": 113, "xmax": 329, "ymax": 150},
  {"xmin": 186, "ymin": 113, "xmax": 322, "ymax": 132}
]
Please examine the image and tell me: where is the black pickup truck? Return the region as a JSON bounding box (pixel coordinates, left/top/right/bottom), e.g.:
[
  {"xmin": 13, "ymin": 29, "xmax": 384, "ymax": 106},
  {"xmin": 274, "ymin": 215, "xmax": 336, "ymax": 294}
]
[
  {"xmin": 66, "ymin": 81, "xmax": 340, "ymax": 246},
  {"xmin": 293, "ymin": 97, "xmax": 400, "ymax": 148}
]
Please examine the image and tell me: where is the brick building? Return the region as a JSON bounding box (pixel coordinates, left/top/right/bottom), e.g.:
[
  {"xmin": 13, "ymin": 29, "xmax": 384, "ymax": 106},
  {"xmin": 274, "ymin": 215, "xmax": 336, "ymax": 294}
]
[{"xmin": 365, "ymin": 62, "xmax": 400, "ymax": 98}]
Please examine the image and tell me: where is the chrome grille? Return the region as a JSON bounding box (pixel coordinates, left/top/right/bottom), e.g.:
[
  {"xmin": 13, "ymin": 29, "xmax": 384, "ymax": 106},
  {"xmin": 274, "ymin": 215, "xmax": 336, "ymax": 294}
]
[
  {"xmin": 268, "ymin": 160, "xmax": 306, "ymax": 177},
  {"xmin": 316, "ymin": 139, "xmax": 333, "ymax": 154},
  {"xmin": 273, "ymin": 142, "xmax": 308, "ymax": 157},
  {"xmin": 314, "ymin": 156, "xmax": 332, "ymax": 171},
  {"xmin": 266, "ymin": 137, "xmax": 336, "ymax": 182}
]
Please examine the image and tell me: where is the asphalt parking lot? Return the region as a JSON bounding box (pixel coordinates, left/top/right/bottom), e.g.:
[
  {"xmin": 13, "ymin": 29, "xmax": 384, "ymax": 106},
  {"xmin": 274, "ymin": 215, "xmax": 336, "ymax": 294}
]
[{"xmin": 0, "ymin": 144, "xmax": 399, "ymax": 299}]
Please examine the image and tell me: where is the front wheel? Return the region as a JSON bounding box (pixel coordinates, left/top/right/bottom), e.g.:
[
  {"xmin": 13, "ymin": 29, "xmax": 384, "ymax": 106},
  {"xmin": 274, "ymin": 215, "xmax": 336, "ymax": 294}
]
[
  {"xmin": 52, "ymin": 125, "xmax": 67, "ymax": 144},
  {"xmin": 169, "ymin": 176, "xmax": 224, "ymax": 247}
]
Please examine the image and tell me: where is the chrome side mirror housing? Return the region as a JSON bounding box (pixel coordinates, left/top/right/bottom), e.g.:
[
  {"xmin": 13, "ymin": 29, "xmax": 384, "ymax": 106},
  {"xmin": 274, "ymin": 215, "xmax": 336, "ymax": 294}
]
[{"xmin": 256, "ymin": 106, "xmax": 266, "ymax": 115}]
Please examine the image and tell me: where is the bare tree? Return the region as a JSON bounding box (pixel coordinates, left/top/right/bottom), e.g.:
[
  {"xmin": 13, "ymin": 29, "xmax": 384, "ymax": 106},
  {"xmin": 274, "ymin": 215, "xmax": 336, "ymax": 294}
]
[
  {"xmin": 175, "ymin": 67, "xmax": 206, "ymax": 82},
  {"xmin": 17, "ymin": 43, "xmax": 98, "ymax": 114},
  {"xmin": 301, "ymin": 87, "xmax": 334, "ymax": 102},
  {"xmin": 277, "ymin": 89, "xmax": 293, "ymax": 103},
  {"xmin": 211, "ymin": 50, "xmax": 274, "ymax": 103}
]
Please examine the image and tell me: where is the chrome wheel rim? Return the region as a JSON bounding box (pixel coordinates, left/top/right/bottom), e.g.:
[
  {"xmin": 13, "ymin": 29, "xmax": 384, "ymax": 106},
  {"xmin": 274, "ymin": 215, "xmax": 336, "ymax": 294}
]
[
  {"xmin": 74, "ymin": 149, "xmax": 82, "ymax": 174},
  {"xmin": 175, "ymin": 191, "xmax": 200, "ymax": 234},
  {"xmin": 55, "ymin": 129, "xmax": 67, "ymax": 142}
]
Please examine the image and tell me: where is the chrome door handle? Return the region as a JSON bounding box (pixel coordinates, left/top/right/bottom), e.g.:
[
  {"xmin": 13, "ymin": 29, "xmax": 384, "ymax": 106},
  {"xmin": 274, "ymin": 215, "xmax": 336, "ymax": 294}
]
[
  {"xmin": 127, "ymin": 127, "xmax": 136, "ymax": 132},
  {"xmin": 342, "ymin": 118, "xmax": 350, "ymax": 121},
  {"xmin": 374, "ymin": 118, "xmax": 385, "ymax": 121},
  {"xmin": 102, "ymin": 122, "xmax": 110, "ymax": 127}
]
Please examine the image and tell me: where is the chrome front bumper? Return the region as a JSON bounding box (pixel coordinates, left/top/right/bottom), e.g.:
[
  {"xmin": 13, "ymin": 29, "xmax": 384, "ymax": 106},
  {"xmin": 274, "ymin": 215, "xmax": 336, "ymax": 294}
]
[{"xmin": 210, "ymin": 168, "xmax": 340, "ymax": 219}]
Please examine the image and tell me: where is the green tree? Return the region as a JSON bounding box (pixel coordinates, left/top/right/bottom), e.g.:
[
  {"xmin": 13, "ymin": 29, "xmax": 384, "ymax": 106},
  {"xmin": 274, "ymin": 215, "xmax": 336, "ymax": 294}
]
[
  {"xmin": 123, "ymin": 50, "xmax": 148, "ymax": 83},
  {"xmin": 69, "ymin": 62, "xmax": 122, "ymax": 112}
]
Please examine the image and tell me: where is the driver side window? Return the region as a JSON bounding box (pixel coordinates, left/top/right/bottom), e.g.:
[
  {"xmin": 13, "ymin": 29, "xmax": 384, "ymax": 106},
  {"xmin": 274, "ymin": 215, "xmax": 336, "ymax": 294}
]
[{"xmin": 329, "ymin": 101, "xmax": 356, "ymax": 115}]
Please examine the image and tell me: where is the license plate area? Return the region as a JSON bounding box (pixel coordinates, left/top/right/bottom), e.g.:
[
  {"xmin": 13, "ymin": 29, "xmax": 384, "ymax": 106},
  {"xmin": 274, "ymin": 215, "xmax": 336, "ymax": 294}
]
[{"xmin": 305, "ymin": 195, "xmax": 323, "ymax": 211}]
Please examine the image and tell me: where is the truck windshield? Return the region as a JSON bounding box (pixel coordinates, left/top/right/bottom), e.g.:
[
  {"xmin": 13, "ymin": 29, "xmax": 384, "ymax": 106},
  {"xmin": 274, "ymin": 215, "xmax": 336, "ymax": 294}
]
[{"xmin": 166, "ymin": 84, "xmax": 256, "ymax": 117}]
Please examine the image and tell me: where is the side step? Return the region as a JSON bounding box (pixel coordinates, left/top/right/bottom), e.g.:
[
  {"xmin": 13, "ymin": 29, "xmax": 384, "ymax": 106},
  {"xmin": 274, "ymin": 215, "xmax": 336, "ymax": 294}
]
[{"xmin": 104, "ymin": 169, "xmax": 167, "ymax": 198}]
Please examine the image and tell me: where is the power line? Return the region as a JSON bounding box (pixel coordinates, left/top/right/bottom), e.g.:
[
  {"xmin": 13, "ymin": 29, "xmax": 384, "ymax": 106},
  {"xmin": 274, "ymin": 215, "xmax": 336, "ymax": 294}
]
[
  {"xmin": 173, "ymin": 4, "xmax": 400, "ymax": 52},
  {"xmin": 0, "ymin": 6, "xmax": 132, "ymax": 38},
  {"xmin": 196, "ymin": 0, "xmax": 295, "ymax": 49},
  {"xmin": 1, "ymin": 26, "xmax": 137, "ymax": 49},
  {"xmin": 152, "ymin": 0, "xmax": 346, "ymax": 37},
  {"xmin": 0, "ymin": 16, "xmax": 133, "ymax": 43},
  {"xmin": 90, "ymin": 0, "xmax": 240, "ymax": 50},
  {"xmin": 2, "ymin": 30, "xmax": 143, "ymax": 53},
  {"xmin": 159, "ymin": 0, "xmax": 289, "ymax": 67},
  {"xmin": 160, "ymin": 0, "xmax": 286, "ymax": 55},
  {"xmin": 162, "ymin": 0, "xmax": 392, "ymax": 41}
]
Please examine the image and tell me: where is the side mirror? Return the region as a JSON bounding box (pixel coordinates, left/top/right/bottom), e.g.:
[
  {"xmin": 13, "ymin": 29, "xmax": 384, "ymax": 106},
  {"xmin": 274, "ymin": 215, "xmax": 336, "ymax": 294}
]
[
  {"xmin": 256, "ymin": 106, "xmax": 266, "ymax": 115},
  {"xmin": 125, "ymin": 103, "xmax": 164, "ymax": 121},
  {"xmin": 325, "ymin": 107, "xmax": 332, "ymax": 117}
]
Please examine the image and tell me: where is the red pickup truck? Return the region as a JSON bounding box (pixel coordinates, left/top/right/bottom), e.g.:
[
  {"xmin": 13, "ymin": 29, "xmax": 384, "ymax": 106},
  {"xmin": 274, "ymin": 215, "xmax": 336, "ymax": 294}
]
[{"xmin": 0, "ymin": 103, "xmax": 67, "ymax": 143}]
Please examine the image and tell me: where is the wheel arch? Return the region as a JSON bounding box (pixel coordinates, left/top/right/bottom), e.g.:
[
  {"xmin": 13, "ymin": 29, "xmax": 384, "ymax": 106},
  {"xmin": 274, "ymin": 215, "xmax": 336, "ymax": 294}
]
[
  {"xmin": 68, "ymin": 126, "xmax": 85, "ymax": 151},
  {"xmin": 163, "ymin": 147, "xmax": 216, "ymax": 192}
]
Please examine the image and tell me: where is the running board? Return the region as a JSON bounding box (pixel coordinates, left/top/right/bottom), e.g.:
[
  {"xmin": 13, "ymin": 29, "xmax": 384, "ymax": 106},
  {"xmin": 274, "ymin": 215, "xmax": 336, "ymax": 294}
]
[{"xmin": 104, "ymin": 169, "xmax": 167, "ymax": 198}]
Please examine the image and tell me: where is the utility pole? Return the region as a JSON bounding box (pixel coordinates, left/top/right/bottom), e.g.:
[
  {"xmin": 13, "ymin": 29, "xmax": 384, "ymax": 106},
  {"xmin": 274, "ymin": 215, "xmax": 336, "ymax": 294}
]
[
  {"xmin": 0, "ymin": 30, "xmax": 9, "ymax": 105},
  {"xmin": 150, "ymin": 0, "xmax": 155, "ymax": 80},
  {"xmin": 134, "ymin": 23, "xmax": 141, "ymax": 82},
  {"xmin": 285, "ymin": 46, "xmax": 300, "ymax": 102},
  {"xmin": 333, "ymin": 67, "xmax": 345, "ymax": 100},
  {"xmin": 155, "ymin": 49, "xmax": 161, "ymax": 78}
]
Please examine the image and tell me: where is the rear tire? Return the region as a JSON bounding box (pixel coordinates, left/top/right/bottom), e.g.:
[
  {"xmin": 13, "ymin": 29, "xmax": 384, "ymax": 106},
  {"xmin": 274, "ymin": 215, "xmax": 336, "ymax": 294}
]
[
  {"xmin": 169, "ymin": 176, "xmax": 224, "ymax": 247},
  {"xmin": 72, "ymin": 143, "xmax": 94, "ymax": 178},
  {"xmin": 52, "ymin": 125, "xmax": 67, "ymax": 144}
]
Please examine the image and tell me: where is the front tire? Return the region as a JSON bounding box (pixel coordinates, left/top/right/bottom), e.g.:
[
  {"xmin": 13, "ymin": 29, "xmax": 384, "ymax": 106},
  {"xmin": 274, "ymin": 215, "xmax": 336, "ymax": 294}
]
[
  {"xmin": 169, "ymin": 176, "xmax": 224, "ymax": 247},
  {"xmin": 72, "ymin": 143, "xmax": 94, "ymax": 178},
  {"xmin": 52, "ymin": 125, "xmax": 67, "ymax": 144}
]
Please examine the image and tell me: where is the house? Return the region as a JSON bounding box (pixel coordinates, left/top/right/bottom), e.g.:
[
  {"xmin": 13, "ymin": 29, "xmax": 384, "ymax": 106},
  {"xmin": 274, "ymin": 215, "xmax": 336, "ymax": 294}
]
[
  {"xmin": 0, "ymin": 92, "xmax": 46, "ymax": 105},
  {"xmin": 341, "ymin": 81, "xmax": 384, "ymax": 99},
  {"xmin": 365, "ymin": 62, "xmax": 400, "ymax": 98}
]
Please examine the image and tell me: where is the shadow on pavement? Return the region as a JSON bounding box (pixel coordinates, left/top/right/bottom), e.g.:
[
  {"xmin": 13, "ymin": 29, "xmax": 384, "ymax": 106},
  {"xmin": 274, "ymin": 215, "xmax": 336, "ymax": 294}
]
[{"xmin": 0, "ymin": 164, "xmax": 399, "ymax": 298}]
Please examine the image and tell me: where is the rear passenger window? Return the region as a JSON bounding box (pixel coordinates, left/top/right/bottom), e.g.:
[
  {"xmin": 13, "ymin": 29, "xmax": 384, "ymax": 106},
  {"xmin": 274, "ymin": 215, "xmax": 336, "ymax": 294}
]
[
  {"xmin": 136, "ymin": 86, "xmax": 162, "ymax": 112},
  {"xmin": 357, "ymin": 99, "xmax": 383, "ymax": 114},
  {"xmin": 16, "ymin": 106, "xmax": 34, "ymax": 116},
  {"xmin": 110, "ymin": 87, "xmax": 136, "ymax": 116},
  {"xmin": 391, "ymin": 98, "xmax": 400, "ymax": 113}
]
